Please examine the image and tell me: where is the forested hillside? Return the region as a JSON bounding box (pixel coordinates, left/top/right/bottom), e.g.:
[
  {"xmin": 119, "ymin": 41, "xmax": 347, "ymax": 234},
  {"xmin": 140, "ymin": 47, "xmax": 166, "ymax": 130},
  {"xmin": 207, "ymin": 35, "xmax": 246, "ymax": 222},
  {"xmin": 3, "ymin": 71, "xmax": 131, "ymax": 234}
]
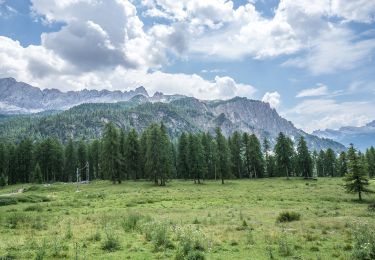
[{"xmin": 0, "ymin": 96, "xmax": 345, "ymax": 152}]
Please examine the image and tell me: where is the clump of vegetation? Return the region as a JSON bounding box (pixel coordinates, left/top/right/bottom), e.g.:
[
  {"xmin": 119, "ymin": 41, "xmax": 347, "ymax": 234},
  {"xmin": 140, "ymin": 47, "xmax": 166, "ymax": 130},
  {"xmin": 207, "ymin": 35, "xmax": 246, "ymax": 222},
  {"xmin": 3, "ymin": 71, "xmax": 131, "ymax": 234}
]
[
  {"xmin": 24, "ymin": 204, "xmax": 43, "ymax": 212},
  {"xmin": 276, "ymin": 211, "xmax": 301, "ymax": 223},
  {"xmin": 0, "ymin": 197, "xmax": 18, "ymax": 206},
  {"xmin": 6, "ymin": 212, "xmax": 30, "ymax": 229},
  {"xmin": 351, "ymin": 225, "xmax": 375, "ymax": 259},
  {"xmin": 143, "ymin": 222, "xmax": 173, "ymax": 251},
  {"xmin": 175, "ymin": 227, "xmax": 206, "ymax": 260},
  {"xmin": 101, "ymin": 229, "xmax": 121, "ymax": 252},
  {"xmin": 122, "ymin": 212, "xmax": 148, "ymax": 232},
  {"xmin": 278, "ymin": 233, "xmax": 293, "ymax": 257}
]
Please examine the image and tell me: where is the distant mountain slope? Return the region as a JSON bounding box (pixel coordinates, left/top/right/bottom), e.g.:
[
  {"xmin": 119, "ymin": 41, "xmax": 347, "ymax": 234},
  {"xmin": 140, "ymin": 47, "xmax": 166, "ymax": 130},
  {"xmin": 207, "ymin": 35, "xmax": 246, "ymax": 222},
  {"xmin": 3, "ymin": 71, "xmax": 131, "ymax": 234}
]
[
  {"xmin": 313, "ymin": 121, "xmax": 375, "ymax": 151},
  {"xmin": 0, "ymin": 91, "xmax": 345, "ymax": 152},
  {"xmin": 0, "ymin": 77, "xmax": 150, "ymax": 114}
]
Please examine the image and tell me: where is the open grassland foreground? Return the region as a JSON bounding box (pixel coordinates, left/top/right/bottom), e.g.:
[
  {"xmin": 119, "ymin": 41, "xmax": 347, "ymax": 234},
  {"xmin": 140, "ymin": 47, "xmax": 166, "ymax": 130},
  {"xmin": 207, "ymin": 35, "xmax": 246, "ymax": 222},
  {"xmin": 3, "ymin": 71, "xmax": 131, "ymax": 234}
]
[{"xmin": 0, "ymin": 178, "xmax": 374, "ymax": 259}]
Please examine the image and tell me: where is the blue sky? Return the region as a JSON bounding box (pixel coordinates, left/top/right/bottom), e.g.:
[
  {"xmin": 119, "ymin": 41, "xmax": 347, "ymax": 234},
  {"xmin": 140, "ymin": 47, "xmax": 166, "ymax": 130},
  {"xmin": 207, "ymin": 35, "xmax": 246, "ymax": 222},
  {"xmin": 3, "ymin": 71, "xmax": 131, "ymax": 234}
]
[{"xmin": 0, "ymin": 0, "xmax": 375, "ymax": 132}]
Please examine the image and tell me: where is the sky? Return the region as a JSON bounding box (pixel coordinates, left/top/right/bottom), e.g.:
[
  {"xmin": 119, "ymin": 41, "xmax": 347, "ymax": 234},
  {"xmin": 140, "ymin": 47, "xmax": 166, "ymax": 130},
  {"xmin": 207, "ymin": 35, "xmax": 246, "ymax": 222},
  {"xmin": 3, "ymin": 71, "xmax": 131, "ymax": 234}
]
[{"xmin": 0, "ymin": 0, "xmax": 375, "ymax": 133}]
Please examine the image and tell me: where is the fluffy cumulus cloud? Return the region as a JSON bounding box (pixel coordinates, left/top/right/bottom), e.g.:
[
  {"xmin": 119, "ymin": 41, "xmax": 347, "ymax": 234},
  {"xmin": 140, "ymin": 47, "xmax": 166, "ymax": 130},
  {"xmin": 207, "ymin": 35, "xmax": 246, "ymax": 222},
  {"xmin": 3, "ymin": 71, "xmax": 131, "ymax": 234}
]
[
  {"xmin": 262, "ymin": 92, "xmax": 281, "ymax": 108},
  {"xmin": 284, "ymin": 98, "xmax": 375, "ymax": 133}
]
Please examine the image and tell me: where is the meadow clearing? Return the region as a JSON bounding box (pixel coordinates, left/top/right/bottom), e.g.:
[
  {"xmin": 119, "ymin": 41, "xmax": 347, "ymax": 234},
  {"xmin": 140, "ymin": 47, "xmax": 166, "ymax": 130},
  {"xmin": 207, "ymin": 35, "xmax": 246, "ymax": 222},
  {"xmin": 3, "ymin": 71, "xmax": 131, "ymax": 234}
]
[{"xmin": 0, "ymin": 178, "xmax": 374, "ymax": 260}]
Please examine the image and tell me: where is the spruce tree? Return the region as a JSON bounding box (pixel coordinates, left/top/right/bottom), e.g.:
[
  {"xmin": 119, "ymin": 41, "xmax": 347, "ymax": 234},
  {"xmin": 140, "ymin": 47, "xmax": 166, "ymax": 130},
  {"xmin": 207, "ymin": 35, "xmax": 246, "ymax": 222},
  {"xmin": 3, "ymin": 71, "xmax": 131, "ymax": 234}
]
[
  {"xmin": 296, "ymin": 136, "xmax": 312, "ymax": 179},
  {"xmin": 0, "ymin": 173, "xmax": 6, "ymax": 188},
  {"xmin": 337, "ymin": 151, "xmax": 348, "ymax": 177},
  {"xmin": 32, "ymin": 163, "xmax": 43, "ymax": 184},
  {"xmin": 119, "ymin": 130, "xmax": 127, "ymax": 180},
  {"xmin": 215, "ymin": 128, "xmax": 230, "ymax": 184},
  {"xmin": 188, "ymin": 134, "xmax": 205, "ymax": 184},
  {"xmin": 263, "ymin": 138, "xmax": 271, "ymax": 177},
  {"xmin": 77, "ymin": 140, "xmax": 88, "ymax": 181},
  {"xmin": 89, "ymin": 140, "xmax": 100, "ymax": 179},
  {"xmin": 229, "ymin": 131, "xmax": 242, "ymax": 179},
  {"xmin": 64, "ymin": 138, "xmax": 76, "ymax": 182},
  {"xmin": 344, "ymin": 144, "xmax": 373, "ymax": 201},
  {"xmin": 274, "ymin": 132, "xmax": 294, "ymax": 179},
  {"xmin": 325, "ymin": 148, "xmax": 337, "ymax": 177},
  {"xmin": 317, "ymin": 150, "xmax": 326, "ymax": 177},
  {"xmin": 125, "ymin": 128, "xmax": 141, "ymax": 181},
  {"xmin": 158, "ymin": 123, "xmax": 173, "ymax": 186},
  {"xmin": 101, "ymin": 122, "xmax": 120, "ymax": 183},
  {"xmin": 16, "ymin": 138, "xmax": 33, "ymax": 183},
  {"xmin": 177, "ymin": 133, "xmax": 190, "ymax": 179},
  {"xmin": 366, "ymin": 147, "xmax": 375, "ymax": 178},
  {"xmin": 202, "ymin": 133, "xmax": 216, "ymax": 179},
  {"xmin": 249, "ymin": 134, "xmax": 264, "ymax": 178}
]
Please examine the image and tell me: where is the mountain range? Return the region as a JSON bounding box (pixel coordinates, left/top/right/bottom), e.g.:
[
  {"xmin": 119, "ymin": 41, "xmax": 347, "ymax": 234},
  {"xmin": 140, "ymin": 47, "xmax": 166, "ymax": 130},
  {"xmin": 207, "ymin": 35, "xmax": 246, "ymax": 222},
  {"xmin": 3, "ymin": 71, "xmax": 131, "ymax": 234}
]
[
  {"xmin": 0, "ymin": 77, "xmax": 345, "ymax": 152},
  {"xmin": 313, "ymin": 121, "xmax": 375, "ymax": 151}
]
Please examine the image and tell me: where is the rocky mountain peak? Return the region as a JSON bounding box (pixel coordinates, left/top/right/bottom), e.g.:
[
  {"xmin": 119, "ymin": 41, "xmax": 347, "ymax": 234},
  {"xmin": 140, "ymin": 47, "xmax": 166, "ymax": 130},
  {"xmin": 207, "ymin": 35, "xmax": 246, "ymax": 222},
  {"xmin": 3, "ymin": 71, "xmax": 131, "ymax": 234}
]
[{"xmin": 135, "ymin": 86, "xmax": 148, "ymax": 96}]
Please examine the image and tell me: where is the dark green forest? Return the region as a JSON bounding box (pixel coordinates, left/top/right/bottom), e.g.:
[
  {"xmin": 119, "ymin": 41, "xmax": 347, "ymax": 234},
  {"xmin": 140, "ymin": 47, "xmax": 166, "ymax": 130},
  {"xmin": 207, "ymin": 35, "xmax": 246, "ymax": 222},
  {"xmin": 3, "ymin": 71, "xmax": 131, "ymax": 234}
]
[{"xmin": 1, "ymin": 122, "xmax": 374, "ymax": 190}]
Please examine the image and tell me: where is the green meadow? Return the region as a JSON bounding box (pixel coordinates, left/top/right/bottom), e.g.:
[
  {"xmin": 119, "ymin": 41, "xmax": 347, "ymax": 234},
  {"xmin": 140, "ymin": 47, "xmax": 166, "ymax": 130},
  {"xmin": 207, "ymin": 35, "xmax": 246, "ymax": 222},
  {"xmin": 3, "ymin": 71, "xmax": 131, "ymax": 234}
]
[{"xmin": 0, "ymin": 178, "xmax": 374, "ymax": 260}]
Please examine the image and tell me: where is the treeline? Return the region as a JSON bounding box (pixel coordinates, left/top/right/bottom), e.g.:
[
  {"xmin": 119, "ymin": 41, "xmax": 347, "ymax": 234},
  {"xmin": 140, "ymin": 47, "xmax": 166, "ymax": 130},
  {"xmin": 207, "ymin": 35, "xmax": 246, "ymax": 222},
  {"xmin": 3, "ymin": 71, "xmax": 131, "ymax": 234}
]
[{"xmin": 0, "ymin": 122, "xmax": 374, "ymax": 187}]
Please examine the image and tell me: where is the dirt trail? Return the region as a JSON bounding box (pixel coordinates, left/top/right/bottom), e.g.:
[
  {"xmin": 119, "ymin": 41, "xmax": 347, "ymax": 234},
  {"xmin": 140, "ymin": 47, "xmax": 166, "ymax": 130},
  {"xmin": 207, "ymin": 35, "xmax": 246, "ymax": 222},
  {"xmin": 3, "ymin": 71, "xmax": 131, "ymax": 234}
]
[{"xmin": 0, "ymin": 188, "xmax": 24, "ymax": 197}]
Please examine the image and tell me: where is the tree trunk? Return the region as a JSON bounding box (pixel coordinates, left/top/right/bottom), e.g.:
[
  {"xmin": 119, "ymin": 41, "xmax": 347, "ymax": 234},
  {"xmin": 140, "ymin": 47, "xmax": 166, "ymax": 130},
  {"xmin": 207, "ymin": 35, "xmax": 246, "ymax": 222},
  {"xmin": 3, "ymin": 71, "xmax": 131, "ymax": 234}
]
[{"xmin": 359, "ymin": 190, "xmax": 362, "ymax": 201}]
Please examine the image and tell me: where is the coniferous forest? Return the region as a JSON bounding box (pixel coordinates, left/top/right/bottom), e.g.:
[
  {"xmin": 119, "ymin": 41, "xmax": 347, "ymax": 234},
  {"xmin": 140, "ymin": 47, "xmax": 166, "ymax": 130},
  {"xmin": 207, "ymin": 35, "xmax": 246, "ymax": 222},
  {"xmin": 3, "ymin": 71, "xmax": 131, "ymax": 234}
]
[{"xmin": 1, "ymin": 122, "xmax": 374, "ymax": 190}]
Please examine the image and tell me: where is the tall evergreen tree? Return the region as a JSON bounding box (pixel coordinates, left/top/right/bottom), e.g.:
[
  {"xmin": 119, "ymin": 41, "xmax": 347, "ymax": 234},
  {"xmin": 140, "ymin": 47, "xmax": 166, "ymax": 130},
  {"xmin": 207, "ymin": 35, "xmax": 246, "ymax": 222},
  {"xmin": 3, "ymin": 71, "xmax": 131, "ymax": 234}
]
[
  {"xmin": 336, "ymin": 151, "xmax": 348, "ymax": 177},
  {"xmin": 177, "ymin": 132, "xmax": 190, "ymax": 179},
  {"xmin": 202, "ymin": 133, "xmax": 216, "ymax": 180},
  {"xmin": 229, "ymin": 131, "xmax": 243, "ymax": 179},
  {"xmin": 296, "ymin": 136, "xmax": 312, "ymax": 179},
  {"xmin": 64, "ymin": 139, "xmax": 76, "ymax": 182},
  {"xmin": 101, "ymin": 122, "xmax": 120, "ymax": 183},
  {"xmin": 188, "ymin": 134, "xmax": 205, "ymax": 184},
  {"xmin": 89, "ymin": 140, "xmax": 100, "ymax": 179},
  {"xmin": 32, "ymin": 163, "xmax": 43, "ymax": 184},
  {"xmin": 366, "ymin": 146, "xmax": 375, "ymax": 178},
  {"xmin": 16, "ymin": 138, "xmax": 33, "ymax": 183},
  {"xmin": 263, "ymin": 137, "xmax": 271, "ymax": 177},
  {"xmin": 274, "ymin": 132, "xmax": 294, "ymax": 179},
  {"xmin": 344, "ymin": 144, "xmax": 373, "ymax": 201},
  {"xmin": 77, "ymin": 140, "xmax": 88, "ymax": 181},
  {"xmin": 325, "ymin": 148, "xmax": 337, "ymax": 177},
  {"xmin": 317, "ymin": 150, "xmax": 326, "ymax": 177},
  {"xmin": 215, "ymin": 128, "xmax": 230, "ymax": 184},
  {"xmin": 125, "ymin": 128, "xmax": 141, "ymax": 181},
  {"xmin": 119, "ymin": 130, "xmax": 127, "ymax": 179}
]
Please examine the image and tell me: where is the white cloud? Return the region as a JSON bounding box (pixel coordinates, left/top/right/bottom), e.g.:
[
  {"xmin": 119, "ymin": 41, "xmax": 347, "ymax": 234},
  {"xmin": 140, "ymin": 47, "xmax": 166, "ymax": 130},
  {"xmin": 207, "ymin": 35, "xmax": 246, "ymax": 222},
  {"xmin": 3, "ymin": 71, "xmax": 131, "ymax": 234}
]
[
  {"xmin": 284, "ymin": 99, "xmax": 375, "ymax": 132},
  {"xmin": 262, "ymin": 91, "xmax": 281, "ymax": 108},
  {"xmin": 296, "ymin": 84, "xmax": 328, "ymax": 98}
]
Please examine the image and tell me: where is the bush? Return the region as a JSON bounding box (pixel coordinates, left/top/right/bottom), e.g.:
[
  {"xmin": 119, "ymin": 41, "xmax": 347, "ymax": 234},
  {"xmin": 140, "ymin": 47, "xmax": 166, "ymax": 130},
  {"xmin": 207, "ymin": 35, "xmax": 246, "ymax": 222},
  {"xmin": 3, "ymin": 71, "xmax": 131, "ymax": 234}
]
[
  {"xmin": 143, "ymin": 222, "xmax": 173, "ymax": 251},
  {"xmin": 6, "ymin": 212, "xmax": 30, "ymax": 229},
  {"xmin": 0, "ymin": 197, "xmax": 18, "ymax": 206},
  {"xmin": 24, "ymin": 204, "xmax": 43, "ymax": 212},
  {"xmin": 102, "ymin": 230, "xmax": 121, "ymax": 252},
  {"xmin": 175, "ymin": 227, "xmax": 206, "ymax": 260},
  {"xmin": 122, "ymin": 212, "xmax": 145, "ymax": 232},
  {"xmin": 276, "ymin": 211, "xmax": 301, "ymax": 223},
  {"xmin": 351, "ymin": 225, "xmax": 375, "ymax": 259}
]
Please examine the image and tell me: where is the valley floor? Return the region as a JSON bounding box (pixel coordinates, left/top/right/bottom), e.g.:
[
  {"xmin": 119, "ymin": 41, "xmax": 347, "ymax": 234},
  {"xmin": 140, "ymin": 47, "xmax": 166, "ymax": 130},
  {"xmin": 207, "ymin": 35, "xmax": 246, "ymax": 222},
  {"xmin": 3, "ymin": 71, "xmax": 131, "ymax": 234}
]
[{"xmin": 0, "ymin": 178, "xmax": 374, "ymax": 259}]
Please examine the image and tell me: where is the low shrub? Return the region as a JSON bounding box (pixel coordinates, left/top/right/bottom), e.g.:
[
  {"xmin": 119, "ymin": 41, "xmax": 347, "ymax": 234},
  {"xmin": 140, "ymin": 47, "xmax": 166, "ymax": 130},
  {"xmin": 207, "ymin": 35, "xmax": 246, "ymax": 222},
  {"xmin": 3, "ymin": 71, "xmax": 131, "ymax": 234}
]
[
  {"xmin": 175, "ymin": 227, "xmax": 206, "ymax": 260},
  {"xmin": 102, "ymin": 230, "xmax": 121, "ymax": 252},
  {"xmin": 351, "ymin": 225, "xmax": 375, "ymax": 259},
  {"xmin": 122, "ymin": 212, "xmax": 147, "ymax": 232},
  {"xmin": 143, "ymin": 222, "xmax": 173, "ymax": 251},
  {"xmin": 276, "ymin": 211, "xmax": 301, "ymax": 223},
  {"xmin": 6, "ymin": 212, "xmax": 30, "ymax": 229},
  {"xmin": 0, "ymin": 197, "xmax": 18, "ymax": 206},
  {"xmin": 24, "ymin": 204, "xmax": 43, "ymax": 212}
]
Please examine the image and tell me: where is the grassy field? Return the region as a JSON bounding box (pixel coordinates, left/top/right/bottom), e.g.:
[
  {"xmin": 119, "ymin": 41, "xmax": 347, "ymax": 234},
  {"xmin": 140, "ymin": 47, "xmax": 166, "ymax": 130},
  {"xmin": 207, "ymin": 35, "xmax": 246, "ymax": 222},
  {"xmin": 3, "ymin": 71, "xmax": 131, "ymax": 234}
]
[{"xmin": 0, "ymin": 178, "xmax": 374, "ymax": 259}]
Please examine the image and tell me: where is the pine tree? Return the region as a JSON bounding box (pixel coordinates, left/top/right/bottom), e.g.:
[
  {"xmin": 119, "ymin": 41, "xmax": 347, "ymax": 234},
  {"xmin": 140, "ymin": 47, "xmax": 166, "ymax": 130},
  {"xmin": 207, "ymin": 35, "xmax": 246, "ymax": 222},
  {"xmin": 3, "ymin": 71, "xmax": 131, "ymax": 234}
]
[
  {"xmin": 296, "ymin": 136, "xmax": 312, "ymax": 179},
  {"xmin": 125, "ymin": 128, "xmax": 141, "ymax": 181},
  {"xmin": 64, "ymin": 139, "xmax": 77, "ymax": 182},
  {"xmin": 32, "ymin": 163, "xmax": 43, "ymax": 184},
  {"xmin": 215, "ymin": 128, "xmax": 230, "ymax": 184},
  {"xmin": 177, "ymin": 132, "xmax": 190, "ymax": 179},
  {"xmin": 344, "ymin": 144, "xmax": 373, "ymax": 201},
  {"xmin": 229, "ymin": 131, "xmax": 242, "ymax": 179},
  {"xmin": 274, "ymin": 132, "xmax": 294, "ymax": 179}
]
